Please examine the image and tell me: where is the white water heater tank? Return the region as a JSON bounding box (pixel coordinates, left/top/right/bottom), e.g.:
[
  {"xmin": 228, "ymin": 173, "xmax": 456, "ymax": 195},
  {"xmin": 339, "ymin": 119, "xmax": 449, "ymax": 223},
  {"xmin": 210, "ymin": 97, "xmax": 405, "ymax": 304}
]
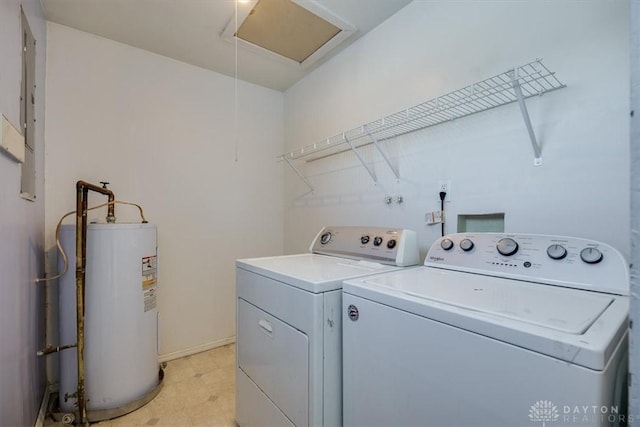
[{"xmin": 58, "ymin": 223, "xmax": 160, "ymax": 419}]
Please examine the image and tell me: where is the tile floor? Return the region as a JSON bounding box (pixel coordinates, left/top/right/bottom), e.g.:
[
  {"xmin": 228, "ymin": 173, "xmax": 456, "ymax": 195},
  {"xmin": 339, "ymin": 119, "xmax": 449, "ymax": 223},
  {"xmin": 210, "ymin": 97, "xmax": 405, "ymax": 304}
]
[{"xmin": 47, "ymin": 344, "xmax": 236, "ymax": 427}]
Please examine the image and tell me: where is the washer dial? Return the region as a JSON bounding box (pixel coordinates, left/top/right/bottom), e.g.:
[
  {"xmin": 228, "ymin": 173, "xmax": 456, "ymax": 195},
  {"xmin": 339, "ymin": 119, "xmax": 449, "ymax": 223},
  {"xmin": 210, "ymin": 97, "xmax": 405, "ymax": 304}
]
[
  {"xmin": 459, "ymin": 239, "xmax": 474, "ymax": 252},
  {"xmin": 361, "ymin": 235, "xmax": 370, "ymax": 245},
  {"xmin": 373, "ymin": 237, "xmax": 383, "ymax": 247},
  {"xmin": 580, "ymin": 247, "xmax": 603, "ymax": 264},
  {"xmin": 440, "ymin": 238, "xmax": 454, "ymax": 251},
  {"xmin": 387, "ymin": 239, "xmax": 397, "ymax": 249},
  {"xmin": 546, "ymin": 244, "xmax": 567, "ymax": 260},
  {"xmin": 496, "ymin": 238, "xmax": 519, "ymax": 256}
]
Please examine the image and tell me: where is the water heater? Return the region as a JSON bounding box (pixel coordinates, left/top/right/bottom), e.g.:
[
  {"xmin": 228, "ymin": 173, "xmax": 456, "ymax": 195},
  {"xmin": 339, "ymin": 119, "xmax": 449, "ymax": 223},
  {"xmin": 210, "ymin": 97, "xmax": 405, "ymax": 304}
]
[{"xmin": 58, "ymin": 223, "xmax": 161, "ymax": 420}]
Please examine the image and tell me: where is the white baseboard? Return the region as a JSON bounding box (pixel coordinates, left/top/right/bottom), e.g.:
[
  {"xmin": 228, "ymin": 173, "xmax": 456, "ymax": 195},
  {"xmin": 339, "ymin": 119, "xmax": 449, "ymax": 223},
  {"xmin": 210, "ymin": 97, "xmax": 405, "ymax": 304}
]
[
  {"xmin": 34, "ymin": 386, "xmax": 51, "ymax": 427},
  {"xmin": 159, "ymin": 336, "xmax": 236, "ymax": 363}
]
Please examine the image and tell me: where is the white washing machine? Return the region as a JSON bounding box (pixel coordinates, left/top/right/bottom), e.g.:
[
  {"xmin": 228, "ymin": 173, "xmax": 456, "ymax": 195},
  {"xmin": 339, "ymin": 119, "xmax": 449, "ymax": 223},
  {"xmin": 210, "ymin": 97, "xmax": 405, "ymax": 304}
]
[
  {"xmin": 343, "ymin": 233, "xmax": 629, "ymax": 427},
  {"xmin": 236, "ymin": 226, "xmax": 419, "ymax": 427}
]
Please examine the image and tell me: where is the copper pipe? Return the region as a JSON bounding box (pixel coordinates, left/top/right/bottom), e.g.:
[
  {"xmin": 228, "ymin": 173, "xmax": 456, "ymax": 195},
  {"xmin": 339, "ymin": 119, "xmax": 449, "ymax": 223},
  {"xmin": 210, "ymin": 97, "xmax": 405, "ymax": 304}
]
[
  {"xmin": 75, "ymin": 180, "xmax": 117, "ymax": 426},
  {"xmin": 75, "ymin": 184, "xmax": 85, "ymax": 425},
  {"xmin": 76, "ymin": 180, "xmax": 115, "ymax": 223}
]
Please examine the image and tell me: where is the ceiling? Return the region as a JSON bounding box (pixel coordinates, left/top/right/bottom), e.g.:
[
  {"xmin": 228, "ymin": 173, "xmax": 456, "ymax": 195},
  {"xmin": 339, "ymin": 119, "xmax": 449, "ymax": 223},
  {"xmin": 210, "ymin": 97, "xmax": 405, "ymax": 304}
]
[{"xmin": 42, "ymin": 0, "xmax": 412, "ymax": 92}]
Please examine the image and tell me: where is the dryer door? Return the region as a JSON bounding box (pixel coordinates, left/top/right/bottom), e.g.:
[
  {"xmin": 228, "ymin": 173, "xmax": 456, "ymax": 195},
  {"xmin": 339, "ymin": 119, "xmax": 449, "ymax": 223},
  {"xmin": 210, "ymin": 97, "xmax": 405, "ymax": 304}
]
[{"xmin": 238, "ymin": 299, "xmax": 309, "ymax": 427}]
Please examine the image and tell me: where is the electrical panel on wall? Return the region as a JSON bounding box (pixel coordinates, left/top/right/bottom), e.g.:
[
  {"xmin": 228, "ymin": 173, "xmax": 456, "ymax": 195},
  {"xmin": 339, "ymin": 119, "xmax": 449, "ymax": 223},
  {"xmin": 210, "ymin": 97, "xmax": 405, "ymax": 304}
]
[{"xmin": 0, "ymin": 115, "xmax": 25, "ymax": 163}]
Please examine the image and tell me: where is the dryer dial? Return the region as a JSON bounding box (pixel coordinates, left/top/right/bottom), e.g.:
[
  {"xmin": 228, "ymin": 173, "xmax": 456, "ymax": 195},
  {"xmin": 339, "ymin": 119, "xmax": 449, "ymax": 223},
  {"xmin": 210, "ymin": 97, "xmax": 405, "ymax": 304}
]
[{"xmin": 320, "ymin": 232, "xmax": 332, "ymax": 245}]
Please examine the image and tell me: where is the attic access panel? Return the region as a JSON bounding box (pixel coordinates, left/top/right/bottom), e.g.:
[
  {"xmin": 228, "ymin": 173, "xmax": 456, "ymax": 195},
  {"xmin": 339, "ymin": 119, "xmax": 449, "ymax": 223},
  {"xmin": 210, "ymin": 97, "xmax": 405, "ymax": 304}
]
[{"xmin": 222, "ymin": 0, "xmax": 356, "ymax": 69}]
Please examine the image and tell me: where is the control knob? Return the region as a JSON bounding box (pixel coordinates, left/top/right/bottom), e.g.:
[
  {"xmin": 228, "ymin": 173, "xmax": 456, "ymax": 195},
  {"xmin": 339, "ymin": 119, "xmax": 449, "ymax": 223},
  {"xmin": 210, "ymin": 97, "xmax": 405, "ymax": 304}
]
[
  {"xmin": 373, "ymin": 236, "xmax": 383, "ymax": 247},
  {"xmin": 546, "ymin": 244, "xmax": 567, "ymax": 260},
  {"xmin": 440, "ymin": 238, "xmax": 454, "ymax": 251},
  {"xmin": 496, "ymin": 238, "xmax": 519, "ymax": 256},
  {"xmin": 361, "ymin": 235, "xmax": 370, "ymax": 245},
  {"xmin": 580, "ymin": 247, "xmax": 603, "ymax": 264},
  {"xmin": 387, "ymin": 239, "xmax": 397, "ymax": 249},
  {"xmin": 320, "ymin": 232, "xmax": 332, "ymax": 245},
  {"xmin": 459, "ymin": 239, "xmax": 474, "ymax": 252}
]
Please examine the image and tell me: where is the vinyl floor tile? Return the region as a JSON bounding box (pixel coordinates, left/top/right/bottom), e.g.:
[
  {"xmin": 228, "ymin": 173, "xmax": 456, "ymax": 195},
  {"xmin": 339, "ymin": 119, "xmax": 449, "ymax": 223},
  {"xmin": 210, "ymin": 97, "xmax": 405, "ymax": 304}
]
[{"xmin": 45, "ymin": 344, "xmax": 236, "ymax": 427}]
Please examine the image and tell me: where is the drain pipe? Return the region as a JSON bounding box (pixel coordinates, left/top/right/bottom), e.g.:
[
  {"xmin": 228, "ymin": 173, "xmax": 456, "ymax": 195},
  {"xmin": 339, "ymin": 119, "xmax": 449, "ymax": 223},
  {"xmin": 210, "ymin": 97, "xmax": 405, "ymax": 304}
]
[{"xmin": 75, "ymin": 180, "xmax": 116, "ymax": 426}]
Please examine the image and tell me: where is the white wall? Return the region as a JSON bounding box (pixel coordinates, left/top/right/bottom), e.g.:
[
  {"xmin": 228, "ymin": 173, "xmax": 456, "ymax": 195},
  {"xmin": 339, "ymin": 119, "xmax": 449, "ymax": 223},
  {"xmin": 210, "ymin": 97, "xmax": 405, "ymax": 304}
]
[
  {"xmin": 284, "ymin": 1, "xmax": 630, "ymax": 261},
  {"xmin": 629, "ymin": 0, "xmax": 639, "ymax": 420},
  {"xmin": 45, "ymin": 23, "xmax": 284, "ymax": 360},
  {"xmin": 0, "ymin": 0, "xmax": 47, "ymax": 424}
]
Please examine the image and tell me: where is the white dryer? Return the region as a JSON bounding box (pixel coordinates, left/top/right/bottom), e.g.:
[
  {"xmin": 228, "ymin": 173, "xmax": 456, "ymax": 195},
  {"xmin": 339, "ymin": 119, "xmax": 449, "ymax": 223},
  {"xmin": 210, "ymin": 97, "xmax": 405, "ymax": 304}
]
[
  {"xmin": 236, "ymin": 226, "xmax": 419, "ymax": 427},
  {"xmin": 343, "ymin": 233, "xmax": 629, "ymax": 427}
]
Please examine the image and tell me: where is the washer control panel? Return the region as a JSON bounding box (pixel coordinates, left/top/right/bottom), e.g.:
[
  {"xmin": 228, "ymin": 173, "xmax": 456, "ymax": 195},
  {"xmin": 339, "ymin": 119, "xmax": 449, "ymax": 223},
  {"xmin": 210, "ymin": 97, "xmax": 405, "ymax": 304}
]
[
  {"xmin": 426, "ymin": 233, "xmax": 628, "ymax": 295},
  {"xmin": 310, "ymin": 226, "xmax": 419, "ymax": 267}
]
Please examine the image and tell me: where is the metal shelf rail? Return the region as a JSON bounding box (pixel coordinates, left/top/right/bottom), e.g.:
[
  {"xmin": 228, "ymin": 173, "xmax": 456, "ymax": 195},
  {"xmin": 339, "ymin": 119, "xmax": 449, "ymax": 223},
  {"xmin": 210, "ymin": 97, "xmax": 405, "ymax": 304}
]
[{"xmin": 280, "ymin": 59, "xmax": 565, "ymax": 192}]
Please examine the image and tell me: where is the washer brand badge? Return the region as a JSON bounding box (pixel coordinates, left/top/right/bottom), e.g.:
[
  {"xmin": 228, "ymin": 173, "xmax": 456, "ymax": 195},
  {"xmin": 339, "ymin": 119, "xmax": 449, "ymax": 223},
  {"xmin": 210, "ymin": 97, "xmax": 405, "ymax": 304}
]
[
  {"xmin": 429, "ymin": 256, "xmax": 445, "ymax": 262},
  {"xmin": 347, "ymin": 304, "xmax": 359, "ymax": 321},
  {"xmin": 529, "ymin": 400, "xmax": 559, "ymax": 426}
]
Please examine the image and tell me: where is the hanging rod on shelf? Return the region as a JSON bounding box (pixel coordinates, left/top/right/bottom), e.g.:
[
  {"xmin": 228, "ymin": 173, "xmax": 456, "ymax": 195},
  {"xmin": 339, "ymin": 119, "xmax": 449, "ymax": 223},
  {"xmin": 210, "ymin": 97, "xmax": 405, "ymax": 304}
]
[{"xmin": 279, "ymin": 59, "xmax": 565, "ymax": 189}]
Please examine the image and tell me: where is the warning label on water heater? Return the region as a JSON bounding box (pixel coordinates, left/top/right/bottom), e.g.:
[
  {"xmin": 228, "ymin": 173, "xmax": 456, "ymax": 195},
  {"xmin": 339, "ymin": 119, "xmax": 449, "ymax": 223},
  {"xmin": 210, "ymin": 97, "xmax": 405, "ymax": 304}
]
[{"xmin": 142, "ymin": 255, "xmax": 157, "ymax": 312}]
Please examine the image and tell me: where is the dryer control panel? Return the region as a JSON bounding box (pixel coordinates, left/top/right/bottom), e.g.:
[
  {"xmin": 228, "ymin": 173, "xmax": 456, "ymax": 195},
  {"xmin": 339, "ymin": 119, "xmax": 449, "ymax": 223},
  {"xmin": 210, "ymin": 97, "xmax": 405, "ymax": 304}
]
[
  {"xmin": 310, "ymin": 226, "xmax": 419, "ymax": 267},
  {"xmin": 426, "ymin": 233, "xmax": 628, "ymax": 295}
]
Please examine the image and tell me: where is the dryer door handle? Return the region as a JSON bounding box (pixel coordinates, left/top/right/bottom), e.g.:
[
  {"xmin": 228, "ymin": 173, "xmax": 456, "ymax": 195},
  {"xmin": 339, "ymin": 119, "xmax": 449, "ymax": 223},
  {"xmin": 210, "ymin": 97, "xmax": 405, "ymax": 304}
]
[{"xmin": 258, "ymin": 319, "xmax": 273, "ymax": 335}]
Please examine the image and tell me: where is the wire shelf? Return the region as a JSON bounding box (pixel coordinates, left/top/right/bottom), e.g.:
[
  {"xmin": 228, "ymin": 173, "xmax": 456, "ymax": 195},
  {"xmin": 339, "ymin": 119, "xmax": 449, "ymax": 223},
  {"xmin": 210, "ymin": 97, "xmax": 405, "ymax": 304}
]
[{"xmin": 280, "ymin": 59, "xmax": 565, "ymax": 191}]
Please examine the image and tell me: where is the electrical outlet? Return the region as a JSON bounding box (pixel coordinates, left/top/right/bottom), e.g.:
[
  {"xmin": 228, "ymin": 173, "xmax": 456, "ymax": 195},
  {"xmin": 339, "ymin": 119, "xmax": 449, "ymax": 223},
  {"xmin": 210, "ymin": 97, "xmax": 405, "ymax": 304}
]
[{"xmin": 438, "ymin": 180, "xmax": 451, "ymax": 201}]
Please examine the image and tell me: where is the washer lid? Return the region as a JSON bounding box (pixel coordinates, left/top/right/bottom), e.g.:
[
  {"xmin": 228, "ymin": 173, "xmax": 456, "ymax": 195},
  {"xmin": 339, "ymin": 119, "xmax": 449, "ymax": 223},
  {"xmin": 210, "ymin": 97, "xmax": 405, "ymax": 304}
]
[
  {"xmin": 237, "ymin": 253, "xmax": 400, "ymax": 293},
  {"xmin": 379, "ymin": 268, "xmax": 613, "ymax": 334},
  {"xmin": 343, "ymin": 267, "xmax": 629, "ymax": 370}
]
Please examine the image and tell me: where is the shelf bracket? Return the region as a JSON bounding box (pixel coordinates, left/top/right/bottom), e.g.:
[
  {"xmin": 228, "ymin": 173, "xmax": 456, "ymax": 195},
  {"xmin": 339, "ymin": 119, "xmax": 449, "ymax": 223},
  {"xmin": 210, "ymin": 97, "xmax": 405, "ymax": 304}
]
[
  {"xmin": 364, "ymin": 126, "xmax": 400, "ymax": 181},
  {"xmin": 282, "ymin": 156, "xmax": 314, "ymax": 193},
  {"xmin": 344, "ymin": 134, "xmax": 378, "ymax": 185},
  {"xmin": 511, "ymin": 69, "xmax": 543, "ymax": 166}
]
